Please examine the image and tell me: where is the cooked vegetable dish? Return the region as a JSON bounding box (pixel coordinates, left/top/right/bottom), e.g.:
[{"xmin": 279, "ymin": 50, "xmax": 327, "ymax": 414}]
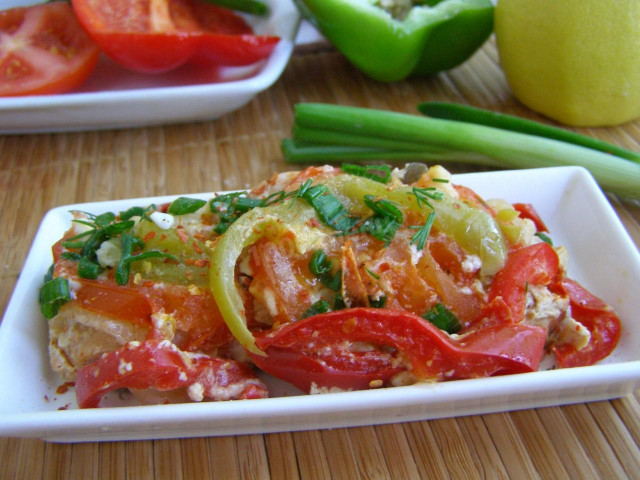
[{"xmin": 40, "ymin": 164, "xmax": 621, "ymax": 407}]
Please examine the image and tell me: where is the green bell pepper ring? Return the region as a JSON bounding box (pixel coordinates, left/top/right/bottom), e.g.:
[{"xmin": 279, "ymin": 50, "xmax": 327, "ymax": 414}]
[
  {"xmin": 294, "ymin": 0, "xmax": 494, "ymax": 82},
  {"xmin": 209, "ymin": 201, "xmax": 331, "ymax": 354},
  {"xmin": 320, "ymin": 174, "xmax": 508, "ymax": 276}
]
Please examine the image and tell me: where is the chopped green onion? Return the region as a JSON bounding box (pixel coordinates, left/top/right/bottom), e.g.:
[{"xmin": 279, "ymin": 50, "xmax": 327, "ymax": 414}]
[
  {"xmin": 39, "ymin": 277, "xmax": 70, "ymax": 319},
  {"xmin": 333, "ymin": 293, "xmax": 346, "ymax": 310},
  {"xmin": 341, "ymin": 163, "xmax": 392, "ymax": 183},
  {"xmin": 309, "ymin": 250, "xmax": 341, "ymax": 292},
  {"xmin": 202, "ymin": 0, "xmax": 268, "ymax": 16},
  {"xmin": 168, "ymin": 197, "xmax": 207, "ymax": 215},
  {"xmin": 115, "ymin": 233, "xmax": 176, "ymax": 285},
  {"xmin": 301, "ymin": 184, "xmax": 359, "ymax": 232},
  {"xmin": 302, "ymin": 299, "xmax": 331, "ymax": 318},
  {"xmin": 119, "ymin": 206, "xmax": 145, "ymax": 220},
  {"xmin": 363, "ymin": 195, "xmax": 403, "ymax": 223},
  {"xmin": 535, "ymin": 232, "xmax": 554, "ymax": 246},
  {"xmin": 78, "ymin": 257, "xmax": 102, "ymax": 279},
  {"xmin": 365, "ymin": 268, "xmax": 380, "ymax": 280},
  {"xmin": 369, "ymin": 295, "xmax": 387, "ymax": 308},
  {"xmin": 422, "ymin": 303, "xmax": 461, "ymax": 334}
]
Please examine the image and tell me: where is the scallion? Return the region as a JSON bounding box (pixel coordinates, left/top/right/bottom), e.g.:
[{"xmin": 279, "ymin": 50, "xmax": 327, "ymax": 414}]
[
  {"xmin": 422, "ymin": 303, "xmax": 461, "ymax": 334},
  {"xmin": 284, "ymin": 103, "xmax": 640, "ymax": 199},
  {"xmin": 39, "ymin": 277, "xmax": 70, "ymax": 319}
]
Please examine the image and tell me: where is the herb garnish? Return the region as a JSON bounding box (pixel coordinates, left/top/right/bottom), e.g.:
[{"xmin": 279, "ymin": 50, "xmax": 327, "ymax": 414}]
[
  {"xmin": 308, "ymin": 249, "xmax": 341, "ymax": 291},
  {"xmin": 341, "ymin": 163, "xmax": 392, "ymax": 183},
  {"xmin": 168, "ymin": 197, "xmax": 207, "ymax": 215},
  {"xmin": 422, "ymin": 303, "xmax": 461, "ymax": 334},
  {"xmin": 409, "ymin": 187, "xmax": 444, "ymax": 250}
]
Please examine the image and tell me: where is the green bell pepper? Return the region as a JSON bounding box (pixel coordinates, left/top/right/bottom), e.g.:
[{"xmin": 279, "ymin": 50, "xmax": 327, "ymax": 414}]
[{"xmin": 294, "ymin": 0, "xmax": 494, "ymax": 82}]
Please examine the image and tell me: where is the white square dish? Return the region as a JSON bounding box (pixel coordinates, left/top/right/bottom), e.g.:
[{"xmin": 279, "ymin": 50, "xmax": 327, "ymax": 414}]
[
  {"xmin": 0, "ymin": 0, "xmax": 301, "ymax": 133},
  {"xmin": 1, "ymin": 166, "xmax": 639, "ymax": 442}
]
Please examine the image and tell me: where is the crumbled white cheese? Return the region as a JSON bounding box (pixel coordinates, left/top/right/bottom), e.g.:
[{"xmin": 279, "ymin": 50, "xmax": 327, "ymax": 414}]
[
  {"xmin": 150, "ymin": 211, "xmax": 174, "ymax": 230},
  {"xmin": 118, "ymin": 359, "xmax": 132, "ymax": 375},
  {"xmin": 187, "ymin": 382, "xmax": 205, "ymax": 402},
  {"xmin": 96, "ymin": 238, "xmax": 122, "ymax": 268},
  {"xmin": 461, "ymin": 254, "xmax": 482, "ymax": 274},
  {"xmin": 309, "ymin": 382, "xmax": 350, "ymax": 394}
]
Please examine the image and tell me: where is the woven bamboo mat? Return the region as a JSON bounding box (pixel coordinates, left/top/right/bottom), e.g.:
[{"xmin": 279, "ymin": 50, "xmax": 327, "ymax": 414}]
[{"xmin": 1, "ymin": 38, "xmax": 639, "ymax": 479}]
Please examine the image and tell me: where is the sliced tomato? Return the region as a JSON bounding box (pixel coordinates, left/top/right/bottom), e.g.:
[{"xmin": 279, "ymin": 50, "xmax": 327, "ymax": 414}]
[
  {"xmin": 550, "ymin": 278, "xmax": 621, "ymax": 367},
  {"xmin": 71, "ymin": 0, "xmax": 279, "ymax": 74},
  {"xmin": 512, "ymin": 203, "xmax": 549, "ymax": 232},
  {"xmin": 485, "ymin": 242, "xmax": 559, "ymax": 324},
  {"xmin": 250, "ymin": 308, "xmax": 546, "ymax": 393},
  {"xmin": 76, "ymin": 339, "xmax": 268, "ymax": 408},
  {"xmin": 0, "ymin": 2, "xmax": 99, "ymax": 96}
]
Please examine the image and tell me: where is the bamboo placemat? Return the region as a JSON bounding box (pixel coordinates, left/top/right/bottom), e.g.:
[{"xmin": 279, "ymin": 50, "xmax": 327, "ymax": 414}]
[{"xmin": 1, "ymin": 38, "xmax": 639, "ymax": 479}]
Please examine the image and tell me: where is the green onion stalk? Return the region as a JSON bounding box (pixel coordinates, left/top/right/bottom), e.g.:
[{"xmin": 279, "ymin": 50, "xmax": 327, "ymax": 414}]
[{"xmin": 283, "ymin": 103, "xmax": 640, "ymax": 199}]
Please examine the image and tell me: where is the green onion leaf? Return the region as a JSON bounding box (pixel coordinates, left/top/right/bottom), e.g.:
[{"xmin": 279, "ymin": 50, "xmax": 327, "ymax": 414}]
[
  {"xmin": 535, "ymin": 232, "xmax": 554, "ymax": 246},
  {"xmin": 168, "ymin": 197, "xmax": 207, "ymax": 215},
  {"xmin": 342, "ymin": 163, "xmax": 392, "ymax": 183},
  {"xmin": 309, "ymin": 250, "xmax": 342, "ymax": 292},
  {"xmin": 302, "ymin": 300, "xmax": 331, "ymax": 319},
  {"xmin": 78, "ymin": 257, "xmax": 103, "ymax": 279},
  {"xmin": 302, "ymin": 184, "xmax": 359, "ymax": 232},
  {"xmin": 287, "ymin": 103, "xmax": 640, "ymax": 199},
  {"xmin": 422, "ymin": 303, "xmax": 461, "ymax": 334},
  {"xmin": 119, "ymin": 206, "xmax": 145, "ymax": 220},
  {"xmin": 39, "ymin": 277, "xmax": 70, "ymax": 319},
  {"xmin": 369, "ymin": 295, "xmax": 387, "ymax": 308}
]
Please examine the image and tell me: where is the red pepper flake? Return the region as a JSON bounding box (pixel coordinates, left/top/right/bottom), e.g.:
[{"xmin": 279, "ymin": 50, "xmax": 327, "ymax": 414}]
[
  {"xmin": 306, "ymin": 218, "xmax": 322, "ymax": 228},
  {"xmin": 177, "ymin": 228, "xmax": 189, "ymax": 244},
  {"xmin": 58, "ymin": 404, "xmax": 71, "ymax": 410},
  {"xmin": 160, "ymin": 234, "xmax": 167, "ymax": 241},
  {"xmin": 193, "ymin": 259, "xmax": 209, "ymax": 268},
  {"xmin": 184, "ymin": 258, "xmax": 196, "ymax": 266},
  {"xmin": 192, "ymin": 242, "xmax": 203, "ymax": 254},
  {"xmin": 143, "ymin": 231, "xmax": 156, "ymax": 242},
  {"xmin": 193, "ymin": 233, "xmax": 207, "ymax": 241}
]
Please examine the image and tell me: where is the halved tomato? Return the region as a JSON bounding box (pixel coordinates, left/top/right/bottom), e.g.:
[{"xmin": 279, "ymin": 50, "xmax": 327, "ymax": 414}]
[
  {"xmin": 0, "ymin": 2, "xmax": 100, "ymax": 96},
  {"xmin": 71, "ymin": 0, "xmax": 280, "ymax": 74}
]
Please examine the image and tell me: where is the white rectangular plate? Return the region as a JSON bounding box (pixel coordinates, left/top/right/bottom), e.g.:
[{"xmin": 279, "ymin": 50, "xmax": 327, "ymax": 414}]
[
  {"xmin": 0, "ymin": 0, "xmax": 301, "ymax": 133},
  {"xmin": 1, "ymin": 166, "xmax": 639, "ymax": 442}
]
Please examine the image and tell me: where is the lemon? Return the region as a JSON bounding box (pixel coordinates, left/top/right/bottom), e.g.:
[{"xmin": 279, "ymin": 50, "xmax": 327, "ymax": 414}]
[{"xmin": 495, "ymin": 0, "xmax": 640, "ymax": 127}]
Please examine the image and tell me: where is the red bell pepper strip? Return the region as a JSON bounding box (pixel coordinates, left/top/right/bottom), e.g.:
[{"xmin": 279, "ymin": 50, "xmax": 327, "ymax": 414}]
[
  {"xmin": 76, "ymin": 339, "xmax": 267, "ymax": 408},
  {"xmin": 550, "ymin": 278, "xmax": 621, "ymax": 367},
  {"xmin": 250, "ymin": 308, "xmax": 546, "ymax": 393},
  {"xmin": 512, "ymin": 203, "xmax": 549, "ymax": 232},
  {"xmin": 485, "ymin": 242, "xmax": 559, "ymax": 324}
]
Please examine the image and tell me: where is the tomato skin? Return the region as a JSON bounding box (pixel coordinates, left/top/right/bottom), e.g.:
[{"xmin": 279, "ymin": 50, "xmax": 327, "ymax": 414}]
[
  {"xmin": 486, "ymin": 242, "xmax": 559, "ymax": 324},
  {"xmin": 71, "ymin": 0, "xmax": 279, "ymax": 74},
  {"xmin": 0, "ymin": 2, "xmax": 99, "ymax": 96},
  {"xmin": 250, "ymin": 308, "xmax": 546, "ymax": 393},
  {"xmin": 550, "ymin": 278, "xmax": 621, "ymax": 367},
  {"xmin": 513, "ymin": 203, "xmax": 549, "ymax": 232},
  {"xmin": 76, "ymin": 339, "xmax": 268, "ymax": 408}
]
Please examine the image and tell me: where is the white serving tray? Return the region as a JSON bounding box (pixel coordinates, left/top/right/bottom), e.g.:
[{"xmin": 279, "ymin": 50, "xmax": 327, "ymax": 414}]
[
  {"xmin": 1, "ymin": 166, "xmax": 639, "ymax": 442},
  {"xmin": 0, "ymin": 0, "xmax": 301, "ymax": 133}
]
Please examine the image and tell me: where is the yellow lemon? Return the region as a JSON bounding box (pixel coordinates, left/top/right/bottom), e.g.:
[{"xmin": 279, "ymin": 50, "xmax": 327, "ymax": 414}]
[{"xmin": 495, "ymin": 0, "xmax": 640, "ymax": 127}]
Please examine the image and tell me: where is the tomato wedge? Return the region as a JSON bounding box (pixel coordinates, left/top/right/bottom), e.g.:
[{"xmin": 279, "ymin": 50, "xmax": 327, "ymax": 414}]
[
  {"xmin": 76, "ymin": 339, "xmax": 268, "ymax": 408},
  {"xmin": 0, "ymin": 2, "xmax": 99, "ymax": 96},
  {"xmin": 550, "ymin": 278, "xmax": 621, "ymax": 368},
  {"xmin": 250, "ymin": 308, "xmax": 546, "ymax": 393},
  {"xmin": 485, "ymin": 242, "xmax": 559, "ymax": 324},
  {"xmin": 71, "ymin": 0, "xmax": 280, "ymax": 74}
]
